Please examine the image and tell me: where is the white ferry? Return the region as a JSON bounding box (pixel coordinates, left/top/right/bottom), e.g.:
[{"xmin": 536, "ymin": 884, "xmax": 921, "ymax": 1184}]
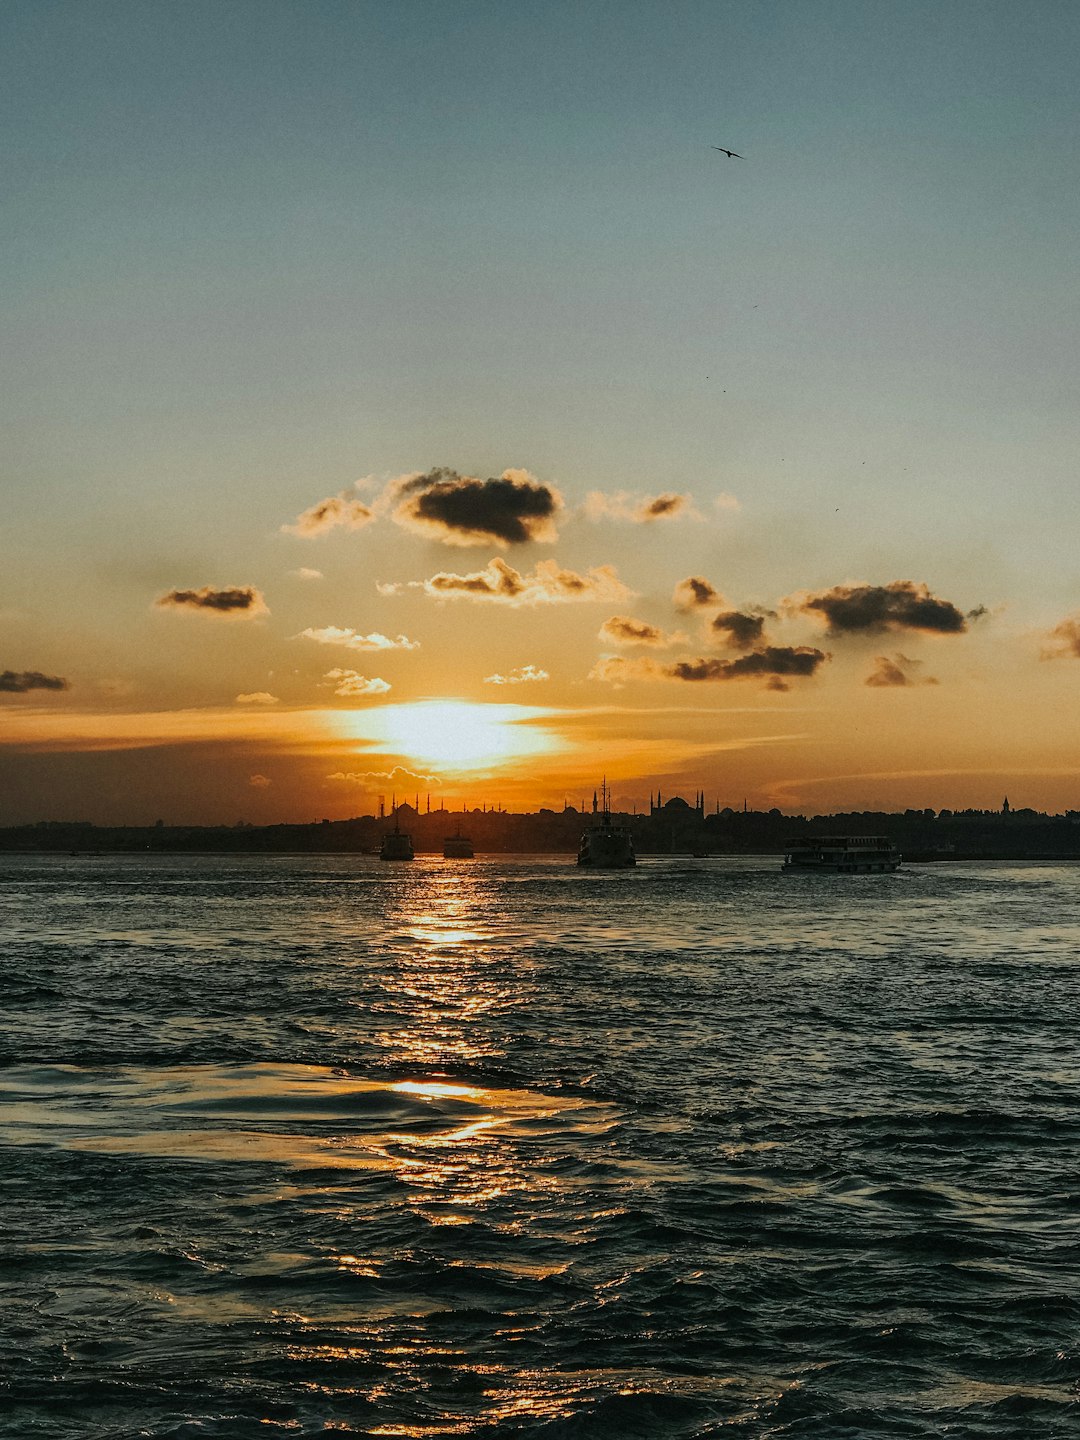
[
  {"xmin": 577, "ymin": 782, "xmax": 636, "ymax": 868},
  {"xmin": 782, "ymin": 835, "xmax": 900, "ymax": 874}
]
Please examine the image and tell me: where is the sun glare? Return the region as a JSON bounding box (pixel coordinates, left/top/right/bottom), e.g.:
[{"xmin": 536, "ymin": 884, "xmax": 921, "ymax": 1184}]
[{"xmin": 346, "ymin": 700, "xmax": 563, "ymax": 772}]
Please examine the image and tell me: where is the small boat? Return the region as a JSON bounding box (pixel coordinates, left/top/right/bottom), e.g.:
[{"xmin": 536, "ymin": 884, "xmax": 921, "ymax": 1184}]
[
  {"xmin": 783, "ymin": 835, "xmax": 900, "ymax": 873},
  {"xmin": 379, "ymin": 812, "xmax": 415, "ymax": 861},
  {"xmin": 577, "ymin": 781, "xmax": 636, "ymax": 868}
]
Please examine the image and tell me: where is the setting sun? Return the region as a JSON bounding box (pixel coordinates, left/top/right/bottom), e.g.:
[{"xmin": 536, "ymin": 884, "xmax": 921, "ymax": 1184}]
[{"xmin": 347, "ymin": 701, "xmax": 565, "ymax": 772}]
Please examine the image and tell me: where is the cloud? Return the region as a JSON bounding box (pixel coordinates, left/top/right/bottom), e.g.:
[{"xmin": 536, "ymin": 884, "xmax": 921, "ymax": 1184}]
[
  {"xmin": 586, "ymin": 490, "xmax": 693, "ymax": 523},
  {"xmin": 290, "ymin": 568, "xmax": 324, "ymax": 581},
  {"xmin": 598, "ymin": 616, "xmax": 682, "ymax": 648},
  {"xmin": 249, "ymin": 773, "xmax": 272, "ymax": 788},
  {"xmin": 865, "ymin": 654, "xmax": 939, "ymax": 688},
  {"xmin": 673, "ymin": 576, "xmax": 721, "ymax": 611},
  {"xmin": 794, "ymin": 581, "xmax": 970, "ymax": 635},
  {"xmin": 386, "ymin": 556, "xmax": 631, "ymax": 606},
  {"xmin": 391, "ymin": 467, "xmax": 562, "ymax": 546},
  {"xmin": 1042, "ymin": 616, "xmax": 1080, "ymax": 660},
  {"xmin": 714, "ymin": 493, "xmax": 741, "ymax": 512},
  {"xmin": 327, "ymin": 765, "xmax": 436, "ymax": 786},
  {"xmin": 483, "ymin": 664, "xmax": 550, "ymax": 685},
  {"xmin": 235, "ymin": 692, "xmax": 280, "ymax": 705},
  {"xmin": 296, "ymin": 626, "xmax": 420, "ymax": 652},
  {"xmin": 0, "ymin": 669, "xmax": 69, "ymax": 693},
  {"xmin": 590, "ymin": 646, "xmax": 829, "ymax": 690},
  {"xmin": 711, "ymin": 610, "xmax": 770, "ymax": 651},
  {"xmin": 282, "ymin": 491, "xmax": 375, "ymax": 537},
  {"xmin": 324, "ymin": 669, "xmax": 392, "ymax": 697},
  {"xmin": 155, "ymin": 586, "xmax": 268, "ymax": 617}
]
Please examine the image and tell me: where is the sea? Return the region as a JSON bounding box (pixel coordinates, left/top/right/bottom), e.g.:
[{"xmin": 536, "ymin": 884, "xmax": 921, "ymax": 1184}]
[{"xmin": 1, "ymin": 853, "xmax": 1078, "ymax": 1439}]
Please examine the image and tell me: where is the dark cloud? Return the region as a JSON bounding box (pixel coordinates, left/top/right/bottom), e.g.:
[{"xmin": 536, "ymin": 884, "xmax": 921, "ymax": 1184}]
[
  {"xmin": 0, "ymin": 669, "xmax": 69, "ymax": 693},
  {"xmin": 393, "ymin": 467, "xmax": 562, "ymax": 546},
  {"xmin": 673, "ymin": 576, "xmax": 721, "ymax": 611},
  {"xmin": 667, "ymin": 646, "xmax": 829, "ymax": 683},
  {"xmin": 156, "ymin": 586, "xmax": 268, "ymax": 616},
  {"xmin": 385, "ymin": 557, "xmax": 630, "ymax": 606},
  {"xmin": 711, "ymin": 610, "xmax": 769, "ymax": 650},
  {"xmin": 640, "ymin": 493, "xmax": 688, "ymax": 520},
  {"xmin": 599, "ymin": 615, "xmax": 668, "ymax": 647},
  {"xmin": 865, "ymin": 653, "xmax": 939, "ymax": 688},
  {"xmin": 590, "ymin": 646, "xmax": 828, "ymax": 689},
  {"xmin": 796, "ymin": 581, "xmax": 969, "ymax": 635}
]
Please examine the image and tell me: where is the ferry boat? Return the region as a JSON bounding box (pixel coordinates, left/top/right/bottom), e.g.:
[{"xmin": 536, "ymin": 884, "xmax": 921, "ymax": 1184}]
[
  {"xmin": 782, "ymin": 835, "xmax": 900, "ymax": 873},
  {"xmin": 442, "ymin": 826, "xmax": 474, "ymax": 859},
  {"xmin": 577, "ymin": 781, "xmax": 636, "ymax": 868},
  {"xmin": 379, "ymin": 812, "xmax": 415, "ymax": 861}
]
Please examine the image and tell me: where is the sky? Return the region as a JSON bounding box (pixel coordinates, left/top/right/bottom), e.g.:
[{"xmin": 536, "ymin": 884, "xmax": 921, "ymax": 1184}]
[{"xmin": 3, "ymin": 0, "xmax": 1080, "ymax": 824}]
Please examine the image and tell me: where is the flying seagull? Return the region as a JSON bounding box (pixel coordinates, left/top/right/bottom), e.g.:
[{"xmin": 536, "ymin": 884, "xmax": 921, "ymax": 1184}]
[{"xmin": 711, "ymin": 146, "xmax": 744, "ymax": 158}]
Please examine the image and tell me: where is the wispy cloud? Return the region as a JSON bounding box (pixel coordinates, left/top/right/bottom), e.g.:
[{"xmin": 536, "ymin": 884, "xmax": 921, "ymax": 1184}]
[
  {"xmin": 382, "ymin": 557, "xmax": 631, "ymax": 606},
  {"xmin": 324, "ymin": 669, "xmax": 391, "ymax": 697},
  {"xmin": 0, "ymin": 669, "xmax": 69, "ymax": 694},
  {"xmin": 391, "ymin": 467, "xmax": 562, "ymax": 546},
  {"xmin": 1042, "ymin": 615, "xmax": 1080, "ymax": 660},
  {"xmin": 296, "ymin": 626, "xmax": 420, "ymax": 652},
  {"xmin": 483, "ymin": 665, "xmax": 550, "ymax": 685},
  {"xmin": 865, "ymin": 653, "xmax": 939, "ymax": 688},
  {"xmin": 235, "ymin": 692, "xmax": 280, "ymax": 705},
  {"xmin": 155, "ymin": 586, "xmax": 268, "ymax": 617},
  {"xmin": 282, "ymin": 489, "xmax": 375, "ymax": 537},
  {"xmin": 249, "ymin": 773, "xmax": 272, "ymax": 788},
  {"xmin": 585, "ymin": 490, "xmax": 693, "ymax": 523},
  {"xmin": 598, "ymin": 616, "xmax": 683, "ymax": 648},
  {"xmin": 290, "ymin": 567, "xmax": 324, "ymax": 581}
]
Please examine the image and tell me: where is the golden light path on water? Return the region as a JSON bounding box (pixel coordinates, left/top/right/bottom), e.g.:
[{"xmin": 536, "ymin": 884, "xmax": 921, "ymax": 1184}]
[{"xmin": 333, "ymin": 700, "xmax": 566, "ymax": 771}]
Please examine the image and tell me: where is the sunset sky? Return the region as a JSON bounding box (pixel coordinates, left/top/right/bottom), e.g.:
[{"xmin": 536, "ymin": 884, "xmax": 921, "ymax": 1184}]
[{"xmin": 4, "ymin": 0, "xmax": 1080, "ymax": 824}]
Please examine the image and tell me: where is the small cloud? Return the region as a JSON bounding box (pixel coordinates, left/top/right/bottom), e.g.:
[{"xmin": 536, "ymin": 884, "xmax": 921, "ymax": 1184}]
[
  {"xmin": 0, "ymin": 669, "xmax": 69, "ymax": 694},
  {"xmin": 714, "ymin": 493, "xmax": 741, "ymax": 512},
  {"xmin": 1042, "ymin": 616, "xmax": 1080, "ymax": 660},
  {"xmin": 282, "ymin": 490, "xmax": 375, "ymax": 537},
  {"xmin": 585, "ymin": 490, "xmax": 693, "ymax": 523},
  {"xmin": 324, "ymin": 668, "xmax": 391, "ymax": 697},
  {"xmin": 391, "ymin": 556, "xmax": 631, "ymax": 606},
  {"xmin": 391, "ymin": 467, "xmax": 562, "ymax": 546},
  {"xmin": 793, "ymin": 581, "xmax": 971, "ymax": 635},
  {"xmin": 155, "ymin": 586, "xmax": 268, "ymax": 617},
  {"xmin": 598, "ymin": 616, "xmax": 681, "ymax": 648},
  {"xmin": 290, "ymin": 567, "xmax": 324, "ymax": 581},
  {"xmin": 711, "ymin": 610, "xmax": 770, "ymax": 651},
  {"xmin": 296, "ymin": 626, "xmax": 420, "ymax": 652},
  {"xmin": 590, "ymin": 646, "xmax": 829, "ymax": 689},
  {"xmin": 865, "ymin": 653, "xmax": 939, "ymax": 688},
  {"xmin": 673, "ymin": 576, "xmax": 722, "ymax": 612},
  {"xmin": 483, "ymin": 664, "xmax": 550, "ymax": 685},
  {"xmin": 235, "ymin": 692, "xmax": 280, "ymax": 705},
  {"xmin": 249, "ymin": 773, "xmax": 272, "ymax": 788}
]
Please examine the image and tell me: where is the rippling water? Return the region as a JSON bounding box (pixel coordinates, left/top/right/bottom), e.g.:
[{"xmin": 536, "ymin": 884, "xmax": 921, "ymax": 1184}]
[{"xmin": 2, "ymin": 853, "xmax": 1078, "ymax": 1438}]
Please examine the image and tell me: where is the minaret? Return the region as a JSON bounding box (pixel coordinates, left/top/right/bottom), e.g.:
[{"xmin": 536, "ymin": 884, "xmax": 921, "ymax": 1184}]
[{"xmin": 1002, "ymin": 795, "xmax": 1011, "ymax": 815}]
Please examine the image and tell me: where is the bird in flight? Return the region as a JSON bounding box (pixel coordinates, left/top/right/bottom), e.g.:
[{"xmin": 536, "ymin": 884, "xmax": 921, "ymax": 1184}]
[{"xmin": 711, "ymin": 146, "xmax": 744, "ymax": 159}]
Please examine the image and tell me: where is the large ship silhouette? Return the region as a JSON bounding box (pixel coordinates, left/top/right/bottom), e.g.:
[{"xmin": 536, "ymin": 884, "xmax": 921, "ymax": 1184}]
[{"xmin": 577, "ymin": 781, "xmax": 636, "ymax": 868}]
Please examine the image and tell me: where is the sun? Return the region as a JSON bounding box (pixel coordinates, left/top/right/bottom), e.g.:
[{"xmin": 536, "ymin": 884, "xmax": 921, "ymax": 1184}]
[{"xmin": 344, "ymin": 700, "xmax": 564, "ymax": 772}]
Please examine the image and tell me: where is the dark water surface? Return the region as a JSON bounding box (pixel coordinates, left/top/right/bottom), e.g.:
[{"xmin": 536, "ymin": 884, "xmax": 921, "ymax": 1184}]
[{"xmin": 2, "ymin": 854, "xmax": 1078, "ymax": 1438}]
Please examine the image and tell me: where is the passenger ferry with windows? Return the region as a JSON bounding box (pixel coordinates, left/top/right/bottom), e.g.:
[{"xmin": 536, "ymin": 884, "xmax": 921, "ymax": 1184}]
[
  {"xmin": 577, "ymin": 782, "xmax": 636, "ymax": 868},
  {"xmin": 782, "ymin": 835, "xmax": 901, "ymax": 874}
]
